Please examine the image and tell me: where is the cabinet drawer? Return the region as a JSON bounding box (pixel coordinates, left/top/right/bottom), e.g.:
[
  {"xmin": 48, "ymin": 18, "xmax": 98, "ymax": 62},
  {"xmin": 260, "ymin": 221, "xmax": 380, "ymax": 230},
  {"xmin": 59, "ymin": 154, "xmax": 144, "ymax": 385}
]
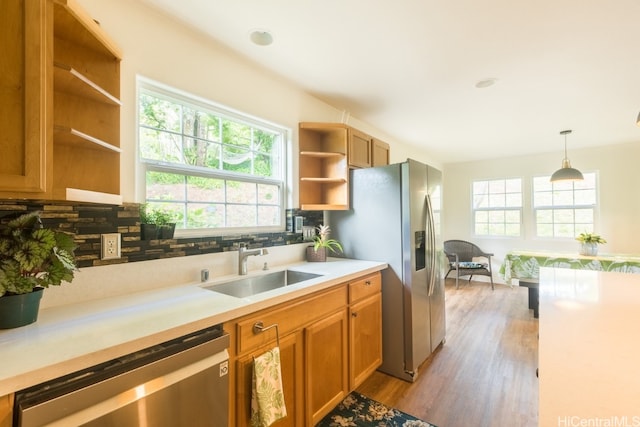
[
  {"xmin": 236, "ymin": 285, "xmax": 347, "ymax": 354},
  {"xmin": 348, "ymin": 272, "xmax": 381, "ymax": 303}
]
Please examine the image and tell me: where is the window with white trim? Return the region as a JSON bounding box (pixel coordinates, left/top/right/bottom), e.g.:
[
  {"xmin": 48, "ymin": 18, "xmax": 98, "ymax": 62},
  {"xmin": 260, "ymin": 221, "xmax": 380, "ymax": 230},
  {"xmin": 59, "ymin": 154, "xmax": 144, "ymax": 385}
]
[
  {"xmin": 472, "ymin": 178, "xmax": 522, "ymax": 236},
  {"xmin": 138, "ymin": 80, "xmax": 286, "ymax": 233},
  {"xmin": 533, "ymin": 173, "xmax": 597, "ymax": 238}
]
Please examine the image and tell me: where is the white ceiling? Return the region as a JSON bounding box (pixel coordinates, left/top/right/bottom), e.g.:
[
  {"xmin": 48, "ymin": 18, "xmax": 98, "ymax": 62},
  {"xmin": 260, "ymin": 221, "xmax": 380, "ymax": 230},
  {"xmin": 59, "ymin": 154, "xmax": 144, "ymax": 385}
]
[{"xmin": 139, "ymin": 0, "xmax": 640, "ymax": 163}]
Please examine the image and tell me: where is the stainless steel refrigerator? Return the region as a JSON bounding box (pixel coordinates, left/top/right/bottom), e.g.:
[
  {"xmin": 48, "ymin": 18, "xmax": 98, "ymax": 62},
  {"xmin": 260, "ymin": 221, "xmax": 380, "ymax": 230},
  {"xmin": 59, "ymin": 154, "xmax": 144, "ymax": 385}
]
[{"xmin": 329, "ymin": 159, "xmax": 445, "ymax": 382}]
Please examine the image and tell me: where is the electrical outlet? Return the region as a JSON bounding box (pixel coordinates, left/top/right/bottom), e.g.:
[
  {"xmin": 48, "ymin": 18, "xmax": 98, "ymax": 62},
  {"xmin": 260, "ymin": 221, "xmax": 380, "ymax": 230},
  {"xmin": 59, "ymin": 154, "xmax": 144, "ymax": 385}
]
[{"xmin": 101, "ymin": 233, "xmax": 121, "ymax": 260}]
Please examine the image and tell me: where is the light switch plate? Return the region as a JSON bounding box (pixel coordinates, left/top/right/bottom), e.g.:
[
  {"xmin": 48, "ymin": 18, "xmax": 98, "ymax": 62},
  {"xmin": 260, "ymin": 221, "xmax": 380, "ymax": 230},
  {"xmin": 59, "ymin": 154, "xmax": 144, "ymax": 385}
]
[{"xmin": 101, "ymin": 233, "xmax": 121, "ymax": 260}]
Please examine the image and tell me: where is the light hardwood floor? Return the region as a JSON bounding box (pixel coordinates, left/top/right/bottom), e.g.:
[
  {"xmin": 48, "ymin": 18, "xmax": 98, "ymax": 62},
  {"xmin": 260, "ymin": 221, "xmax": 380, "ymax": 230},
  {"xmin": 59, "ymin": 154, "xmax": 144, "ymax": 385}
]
[{"xmin": 356, "ymin": 278, "xmax": 539, "ymax": 427}]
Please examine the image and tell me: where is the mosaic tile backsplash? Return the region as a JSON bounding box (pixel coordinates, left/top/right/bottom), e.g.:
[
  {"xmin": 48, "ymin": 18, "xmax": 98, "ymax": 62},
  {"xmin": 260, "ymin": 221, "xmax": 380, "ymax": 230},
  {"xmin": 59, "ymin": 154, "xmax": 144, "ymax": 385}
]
[{"xmin": 0, "ymin": 201, "xmax": 323, "ymax": 269}]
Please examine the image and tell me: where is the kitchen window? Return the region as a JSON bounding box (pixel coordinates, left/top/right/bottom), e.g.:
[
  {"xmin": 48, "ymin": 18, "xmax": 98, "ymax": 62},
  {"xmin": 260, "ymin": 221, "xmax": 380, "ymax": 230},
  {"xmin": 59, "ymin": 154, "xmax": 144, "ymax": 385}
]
[
  {"xmin": 137, "ymin": 79, "xmax": 286, "ymax": 234},
  {"xmin": 472, "ymin": 178, "xmax": 522, "ymax": 237},
  {"xmin": 533, "ymin": 172, "xmax": 597, "ymax": 238}
]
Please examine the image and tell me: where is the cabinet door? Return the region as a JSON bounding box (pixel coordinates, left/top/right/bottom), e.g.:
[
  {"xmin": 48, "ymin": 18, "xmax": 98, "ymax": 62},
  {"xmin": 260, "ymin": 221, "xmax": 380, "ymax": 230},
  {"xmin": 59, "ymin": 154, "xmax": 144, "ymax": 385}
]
[
  {"xmin": 372, "ymin": 138, "xmax": 390, "ymax": 167},
  {"xmin": 349, "ymin": 293, "xmax": 383, "ymax": 389},
  {"xmin": 235, "ymin": 332, "xmax": 304, "ymax": 427},
  {"xmin": 305, "ymin": 309, "xmax": 348, "ymax": 425},
  {"xmin": 0, "ymin": 0, "xmax": 49, "ymax": 195},
  {"xmin": 0, "ymin": 393, "xmax": 14, "ymax": 427},
  {"xmin": 348, "ymin": 128, "xmax": 372, "ymax": 168}
]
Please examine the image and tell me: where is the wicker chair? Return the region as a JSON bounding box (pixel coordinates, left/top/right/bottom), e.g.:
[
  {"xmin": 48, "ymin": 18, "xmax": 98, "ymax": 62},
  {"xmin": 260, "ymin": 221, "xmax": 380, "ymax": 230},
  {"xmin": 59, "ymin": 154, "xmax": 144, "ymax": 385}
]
[{"xmin": 444, "ymin": 240, "xmax": 494, "ymax": 290}]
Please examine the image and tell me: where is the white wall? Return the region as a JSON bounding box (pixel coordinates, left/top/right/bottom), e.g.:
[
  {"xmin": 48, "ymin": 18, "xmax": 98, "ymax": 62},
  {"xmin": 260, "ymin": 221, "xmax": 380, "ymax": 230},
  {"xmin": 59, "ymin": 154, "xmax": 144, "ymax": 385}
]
[{"xmin": 443, "ymin": 142, "xmax": 640, "ymax": 284}]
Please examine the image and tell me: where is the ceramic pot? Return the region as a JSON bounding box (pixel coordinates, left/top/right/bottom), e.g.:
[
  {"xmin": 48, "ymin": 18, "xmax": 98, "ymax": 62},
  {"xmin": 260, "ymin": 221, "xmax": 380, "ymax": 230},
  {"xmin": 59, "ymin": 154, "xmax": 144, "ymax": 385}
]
[
  {"xmin": 0, "ymin": 287, "xmax": 44, "ymax": 329},
  {"xmin": 580, "ymin": 242, "xmax": 598, "ymax": 256},
  {"xmin": 306, "ymin": 246, "xmax": 327, "ymax": 262}
]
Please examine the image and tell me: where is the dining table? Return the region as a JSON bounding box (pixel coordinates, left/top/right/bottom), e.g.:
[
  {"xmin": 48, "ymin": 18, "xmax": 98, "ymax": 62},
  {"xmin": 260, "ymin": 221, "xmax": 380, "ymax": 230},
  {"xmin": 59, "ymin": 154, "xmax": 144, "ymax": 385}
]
[{"xmin": 500, "ymin": 250, "xmax": 640, "ymax": 317}]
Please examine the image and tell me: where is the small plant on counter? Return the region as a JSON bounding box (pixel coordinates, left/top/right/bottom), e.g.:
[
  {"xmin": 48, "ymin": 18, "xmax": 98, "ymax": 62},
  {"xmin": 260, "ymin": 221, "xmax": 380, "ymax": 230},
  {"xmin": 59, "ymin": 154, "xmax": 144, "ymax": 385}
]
[
  {"xmin": 0, "ymin": 212, "xmax": 77, "ymax": 296},
  {"xmin": 306, "ymin": 224, "xmax": 343, "ymax": 262},
  {"xmin": 140, "ymin": 204, "xmax": 178, "ymax": 240},
  {"xmin": 576, "ymin": 232, "xmax": 606, "ymax": 256},
  {"xmin": 140, "ymin": 204, "xmax": 175, "ymax": 226},
  {"xmin": 312, "ymin": 224, "xmax": 343, "ymax": 254},
  {"xmin": 576, "ymin": 232, "xmax": 607, "ymax": 245}
]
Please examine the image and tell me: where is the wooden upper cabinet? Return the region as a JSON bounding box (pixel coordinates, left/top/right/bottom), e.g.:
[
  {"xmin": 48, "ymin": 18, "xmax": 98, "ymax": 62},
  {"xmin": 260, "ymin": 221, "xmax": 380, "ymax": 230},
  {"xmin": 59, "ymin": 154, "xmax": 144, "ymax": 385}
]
[
  {"xmin": 348, "ymin": 128, "xmax": 372, "ymax": 168},
  {"xmin": 298, "ymin": 122, "xmax": 391, "ymax": 209},
  {"xmin": 298, "ymin": 123, "xmax": 349, "ymax": 211},
  {"xmin": 348, "ymin": 130, "xmax": 390, "ymax": 169},
  {"xmin": 0, "ymin": 0, "xmax": 122, "ymax": 204},
  {"xmin": 372, "ymin": 138, "xmax": 390, "ymax": 167},
  {"xmin": 0, "ymin": 0, "xmax": 49, "ymax": 194}
]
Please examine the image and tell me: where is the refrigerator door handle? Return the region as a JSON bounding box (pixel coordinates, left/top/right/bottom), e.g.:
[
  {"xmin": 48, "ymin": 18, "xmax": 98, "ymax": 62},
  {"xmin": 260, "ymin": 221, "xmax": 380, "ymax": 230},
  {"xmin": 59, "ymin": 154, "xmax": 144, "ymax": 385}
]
[{"xmin": 425, "ymin": 195, "xmax": 437, "ymax": 296}]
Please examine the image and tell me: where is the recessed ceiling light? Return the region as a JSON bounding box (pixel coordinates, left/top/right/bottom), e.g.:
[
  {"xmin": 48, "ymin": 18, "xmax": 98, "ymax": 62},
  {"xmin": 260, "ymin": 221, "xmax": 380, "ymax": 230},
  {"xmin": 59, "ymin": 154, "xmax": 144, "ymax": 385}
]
[
  {"xmin": 249, "ymin": 30, "xmax": 273, "ymax": 46},
  {"xmin": 475, "ymin": 78, "xmax": 497, "ymax": 88}
]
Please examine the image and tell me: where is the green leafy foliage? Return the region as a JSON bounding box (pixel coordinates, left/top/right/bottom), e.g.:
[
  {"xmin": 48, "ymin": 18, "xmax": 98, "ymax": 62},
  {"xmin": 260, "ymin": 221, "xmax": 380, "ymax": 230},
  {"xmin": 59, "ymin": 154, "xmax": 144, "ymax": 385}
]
[
  {"xmin": 312, "ymin": 225, "xmax": 343, "ymax": 254},
  {"xmin": 140, "ymin": 204, "xmax": 177, "ymax": 226},
  {"xmin": 139, "ymin": 91, "xmax": 276, "ymax": 177},
  {"xmin": 0, "ymin": 212, "xmax": 77, "ymax": 296},
  {"xmin": 576, "ymin": 232, "xmax": 607, "ymax": 244}
]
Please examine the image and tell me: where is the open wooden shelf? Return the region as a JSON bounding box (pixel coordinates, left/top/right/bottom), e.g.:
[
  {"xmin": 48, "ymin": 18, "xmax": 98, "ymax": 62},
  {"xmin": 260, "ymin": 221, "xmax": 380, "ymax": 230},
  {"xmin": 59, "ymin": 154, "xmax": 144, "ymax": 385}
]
[
  {"xmin": 54, "ymin": 126, "xmax": 121, "ymax": 153},
  {"xmin": 300, "ymin": 203, "xmax": 349, "ymax": 211},
  {"xmin": 300, "ymin": 151, "xmax": 345, "ymax": 158},
  {"xmin": 300, "ymin": 177, "xmax": 347, "ymax": 183},
  {"xmin": 54, "ymin": 62, "xmax": 121, "ymax": 106},
  {"xmin": 53, "ymin": 0, "xmax": 122, "ymax": 59},
  {"xmin": 298, "ymin": 123, "xmax": 349, "ymax": 210},
  {"xmin": 51, "ymin": 0, "xmax": 122, "ymax": 203},
  {"xmin": 53, "ymin": 187, "xmax": 123, "ymax": 205}
]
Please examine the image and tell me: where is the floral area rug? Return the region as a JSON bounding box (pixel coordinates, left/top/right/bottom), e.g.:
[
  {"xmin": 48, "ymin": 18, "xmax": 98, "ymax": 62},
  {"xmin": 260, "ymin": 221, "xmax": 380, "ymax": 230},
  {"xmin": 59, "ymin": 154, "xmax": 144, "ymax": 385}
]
[{"xmin": 316, "ymin": 391, "xmax": 437, "ymax": 427}]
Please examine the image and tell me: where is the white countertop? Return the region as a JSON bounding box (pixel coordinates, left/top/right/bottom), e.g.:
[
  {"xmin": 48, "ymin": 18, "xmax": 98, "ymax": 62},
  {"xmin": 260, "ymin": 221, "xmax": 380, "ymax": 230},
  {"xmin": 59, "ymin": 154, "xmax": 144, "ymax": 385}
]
[
  {"xmin": 0, "ymin": 258, "xmax": 386, "ymax": 396},
  {"xmin": 539, "ymin": 267, "xmax": 640, "ymax": 426}
]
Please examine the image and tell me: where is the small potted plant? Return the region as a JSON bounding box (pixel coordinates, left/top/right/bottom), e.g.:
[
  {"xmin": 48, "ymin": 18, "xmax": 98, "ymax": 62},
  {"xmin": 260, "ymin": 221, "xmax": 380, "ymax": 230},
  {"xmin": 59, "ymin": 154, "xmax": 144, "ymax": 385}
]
[
  {"xmin": 140, "ymin": 204, "xmax": 177, "ymax": 240},
  {"xmin": 0, "ymin": 212, "xmax": 77, "ymax": 328},
  {"xmin": 576, "ymin": 232, "xmax": 606, "ymax": 256},
  {"xmin": 306, "ymin": 224, "xmax": 343, "ymax": 262}
]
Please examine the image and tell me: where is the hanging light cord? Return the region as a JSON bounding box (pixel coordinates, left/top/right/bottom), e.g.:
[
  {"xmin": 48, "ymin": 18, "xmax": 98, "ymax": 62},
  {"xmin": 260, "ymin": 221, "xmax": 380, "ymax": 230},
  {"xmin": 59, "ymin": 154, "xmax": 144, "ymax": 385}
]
[{"xmin": 561, "ymin": 130, "xmax": 571, "ymax": 162}]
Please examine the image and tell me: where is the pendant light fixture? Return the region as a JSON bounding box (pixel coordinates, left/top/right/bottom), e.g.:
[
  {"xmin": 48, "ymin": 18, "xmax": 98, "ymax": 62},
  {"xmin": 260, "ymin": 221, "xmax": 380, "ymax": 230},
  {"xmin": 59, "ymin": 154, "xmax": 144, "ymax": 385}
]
[{"xmin": 550, "ymin": 130, "xmax": 584, "ymax": 182}]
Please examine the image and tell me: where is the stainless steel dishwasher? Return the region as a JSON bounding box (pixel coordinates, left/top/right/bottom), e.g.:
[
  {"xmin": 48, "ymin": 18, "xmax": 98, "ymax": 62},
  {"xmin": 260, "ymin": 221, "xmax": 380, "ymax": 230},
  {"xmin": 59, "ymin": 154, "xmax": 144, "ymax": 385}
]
[{"xmin": 14, "ymin": 324, "xmax": 230, "ymax": 427}]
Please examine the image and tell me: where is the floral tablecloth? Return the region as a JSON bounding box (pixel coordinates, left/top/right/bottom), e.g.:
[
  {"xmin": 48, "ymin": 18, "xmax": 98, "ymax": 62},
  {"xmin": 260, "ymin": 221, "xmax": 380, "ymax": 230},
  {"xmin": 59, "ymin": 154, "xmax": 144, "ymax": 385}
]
[{"xmin": 500, "ymin": 250, "xmax": 640, "ymax": 282}]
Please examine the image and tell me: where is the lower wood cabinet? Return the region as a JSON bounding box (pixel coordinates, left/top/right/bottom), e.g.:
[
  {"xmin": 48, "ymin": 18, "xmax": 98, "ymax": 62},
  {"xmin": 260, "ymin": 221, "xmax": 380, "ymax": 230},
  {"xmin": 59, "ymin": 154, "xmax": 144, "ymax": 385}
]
[
  {"xmin": 0, "ymin": 394, "xmax": 12, "ymax": 427},
  {"xmin": 234, "ymin": 331, "xmax": 304, "ymax": 427},
  {"xmin": 226, "ymin": 271, "xmax": 382, "ymax": 427},
  {"xmin": 305, "ymin": 309, "xmax": 349, "ymax": 426},
  {"xmin": 350, "ymin": 292, "xmax": 382, "ymax": 389}
]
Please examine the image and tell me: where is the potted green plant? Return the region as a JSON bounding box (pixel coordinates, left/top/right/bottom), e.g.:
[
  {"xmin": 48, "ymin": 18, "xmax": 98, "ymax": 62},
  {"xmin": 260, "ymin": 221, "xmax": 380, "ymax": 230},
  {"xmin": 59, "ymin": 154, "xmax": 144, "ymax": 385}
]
[
  {"xmin": 306, "ymin": 224, "xmax": 343, "ymax": 262},
  {"xmin": 140, "ymin": 204, "xmax": 177, "ymax": 240},
  {"xmin": 576, "ymin": 232, "xmax": 607, "ymax": 256},
  {"xmin": 0, "ymin": 212, "xmax": 77, "ymax": 328}
]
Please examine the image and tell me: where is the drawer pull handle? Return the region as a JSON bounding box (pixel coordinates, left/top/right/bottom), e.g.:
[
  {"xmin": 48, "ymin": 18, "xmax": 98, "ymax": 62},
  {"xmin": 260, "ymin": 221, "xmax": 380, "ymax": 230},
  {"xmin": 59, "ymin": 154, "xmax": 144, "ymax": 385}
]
[
  {"xmin": 352, "ymin": 312, "xmax": 358, "ymax": 317},
  {"xmin": 365, "ymin": 280, "xmax": 371, "ymax": 286},
  {"xmin": 253, "ymin": 321, "xmax": 280, "ymax": 347}
]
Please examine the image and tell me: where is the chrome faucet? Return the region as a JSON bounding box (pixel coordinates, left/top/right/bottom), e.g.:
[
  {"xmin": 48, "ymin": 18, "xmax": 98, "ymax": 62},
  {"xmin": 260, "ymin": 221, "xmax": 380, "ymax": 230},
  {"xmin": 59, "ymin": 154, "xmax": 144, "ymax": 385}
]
[{"xmin": 238, "ymin": 245, "xmax": 269, "ymax": 275}]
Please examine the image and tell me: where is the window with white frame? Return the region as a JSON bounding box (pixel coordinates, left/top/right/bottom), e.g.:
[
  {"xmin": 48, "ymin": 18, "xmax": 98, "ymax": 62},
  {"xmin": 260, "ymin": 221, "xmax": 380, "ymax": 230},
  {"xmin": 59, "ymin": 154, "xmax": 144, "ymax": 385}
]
[
  {"xmin": 533, "ymin": 172, "xmax": 597, "ymax": 238},
  {"xmin": 138, "ymin": 80, "xmax": 286, "ymax": 233},
  {"xmin": 472, "ymin": 178, "xmax": 522, "ymax": 236}
]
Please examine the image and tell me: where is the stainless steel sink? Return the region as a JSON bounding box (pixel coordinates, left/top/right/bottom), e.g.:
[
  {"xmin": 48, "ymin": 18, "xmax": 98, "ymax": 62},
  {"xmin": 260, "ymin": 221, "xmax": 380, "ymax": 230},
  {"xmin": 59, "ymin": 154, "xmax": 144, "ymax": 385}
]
[{"xmin": 203, "ymin": 270, "xmax": 322, "ymax": 298}]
